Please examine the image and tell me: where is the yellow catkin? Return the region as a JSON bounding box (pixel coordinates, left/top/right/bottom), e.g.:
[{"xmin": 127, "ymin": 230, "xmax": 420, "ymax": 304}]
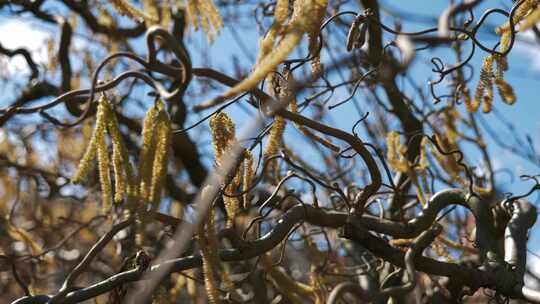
[
  {"xmin": 223, "ymin": 195, "xmax": 240, "ymax": 228},
  {"xmin": 73, "ymin": 97, "xmax": 112, "ymax": 212},
  {"xmin": 202, "ymin": 0, "xmax": 223, "ymax": 30},
  {"xmin": 495, "ymin": 0, "xmax": 535, "ymax": 35},
  {"xmin": 209, "ymin": 112, "xmax": 240, "ymax": 227},
  {"xmin": 149, "ymin": 108, "xmax": 171, "ymax": 209},
  {"xmin": 462, "ymin": 85, "xmax": 477, "ymax": 113},
  {"xmin": 185, "ymin": 0, "xmax": 223, "ymax": 43},
  {"xmin": 160, "ymin": 0, "xmax": 172, "ymax": 27},
  {"xmin": 201, "ymin": 138, "xmax": 239, "ymax": 295},
  {"xmin": 106, "ymin": 106, "xmax": 125, "ymax": 203},
  {"xmin": 275, "ymin": 0, "xmax": 289, "ymax": 24},
  {"xmin": 265, "ymin": 116, "xmax": 286, "ymax": 158},
  {"xmin": 136, "ymin": 102, "xmax": 166, "ymax": 245},
  {"xmin": 265, "ymin": 114, "xmax": 286, "ymax": 183},
  {"xmin": 185, "ymin": 0, "xmax": 200, "ymax": 31},
  {"xmin": 387, "ymin": 132, "xmax": 398, "ymax": 166},
  {"xmin": 72, "ymin": 96, "xmax": 135, "ymax": 210},
  {"xmin": 107, "ymin": 102, "xmax": 136, "ymax": 204},
  {"xmin": 199, "ymin": 206, "xmax": 222, "ymax": 304},
  {"xmin": 200, "ymin": 241, "xmax": 221, "ymax": 304},
  {"xmin": 198, "ymin": 2, "xmax": 211, "ymax": 40},
  {"xmin": 494, "ymin": 54, "xmax": 507, "ymax": 78},
  {"xmin": 142, "ymin": 0, "xmax": 160, "ymax": 24},
  {"xmin": 96, "ymin": 110, "xmax": 112, "ymax": 213},
  {"xmin": 224, "ymin": 29, "xmax": 304, "ymax": 100},
  {"xmin": 499, "ymin": 30, "xmax": 512, "ymax": 54},
  {"xmin": 289, "ymin": 0, "xmax": 328, "ymax": 38},
  {"xmin": 386, "ymin": 131, "xmax": 409, "ymax": 172},
  {"xmin": 209, "ymin": 112, "xmax": 235, "ymax": 163},
  {"xmin": 310, "ymin": 54, "xmax": 323, "ymax": 77},
  {"xmin": 96, "ymin": 2, "xmax": 115, "ymax": 27},
  {"xmin": 257, "ymin": 25, "xmax": 281, "ymax": 68},
  {"xmin": 243, "ymin": 150, "xmax": 253, "ymax": 209},
  {"xmin": 495, "ymin": 78, "xmax": 516, "ymax": 105},
  {"xmin": 487, "ymin": 0, "xmax": 533, "ymax": 112},
  {"xmin": 482, "ymin": 74, "xmax": 494, "ymax": 114},
  {"xmin": 472, "ymin": 85, "xmax": 484, "ymax": 113},
  {"xmin": 263, "ymin": 72, "xmax": 281, "ymax": 178},
  {"xmin": 257, "ymin": 0, "xmax": 288, "ymax": 65},
  {"xmin": 480, "ymin": 55, "xmax": 493, "ymax": 88},
  {"xmin": 71, "ymin": 129, "xmax": 99, "ymax": 184},
  {"xmin": 494, "ymin": 55, "xmax": 516, "ymax": 105},
  {"xmin": 386, "ymin": 132, "xmax": 429, "ymax": 205},
  {"xmin": 519, "ymin": 6, "xmax": 540, "ymax": 31},
  {"xmin": 109, "ymin": 0, "xmax": 158, "ymax": 23},
  {"xmin": 306, "ymin": 0, "xmax": 325, "ymax": 78},
  {"xmin": 473, "ymin": 55, "xmax": 494, "ymax": 113},
  {"xmin": 254, "ymin": 0, "xmax": 289, "ymax": 68},
  {"xmin": 138, "ymin": 102, "xmax": 160, "ymax": 203},
  {"xmin": 72, "ymin": 99, "xmax": 112, "ymax": 184}
]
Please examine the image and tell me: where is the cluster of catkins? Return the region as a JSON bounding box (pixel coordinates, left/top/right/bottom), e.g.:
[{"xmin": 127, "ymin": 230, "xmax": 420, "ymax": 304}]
[
  {"xmin": 469, "ymin": 0, "xmax": 540, "ymax": 113},
  {"xmin": 72, "ymin": 96, "xmax": 171, "ymax": 244}
]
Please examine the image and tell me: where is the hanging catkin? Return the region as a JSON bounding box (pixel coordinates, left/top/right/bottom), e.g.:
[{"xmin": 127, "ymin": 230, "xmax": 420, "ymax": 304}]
[
  {"xmin": 96, "ymin": 102, "xmax": 112, "ymax": 212},
  {"xmin": 209, "ymin": 112, "xmax": 240, "ymax": 227},
  {"xmin": 136, "ymin": 101, "xmax": 173, "ymax": 245},
  {"xmin": 138, "ymin": 102, "xmax": 160, "ymax": 203},
  {"xmin": 109, "ymin": 0, "xmax": 158, "ymax": 23},
  {"xmin": 149, "ymin": 107, "xmax": 171, "ymax": 210},
  {"xmin": 184, "ymin": 0, "xmax": 223, "ymax": 43},
  {"xmin": 243, "ymin": 150, "xmax": 253, "ymax": 209},
  {"xmin": 197, "ymin": 186, "xmax": 222, "ymax": 304}
]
